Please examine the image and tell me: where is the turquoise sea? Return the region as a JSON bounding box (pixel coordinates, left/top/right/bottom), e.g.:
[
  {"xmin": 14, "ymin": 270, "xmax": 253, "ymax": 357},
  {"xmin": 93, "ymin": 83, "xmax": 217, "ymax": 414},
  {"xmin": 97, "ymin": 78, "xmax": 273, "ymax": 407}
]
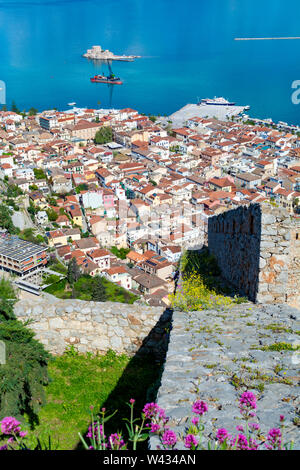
[{"xmin": 1, "ymin": 0, "xmax": 300, "ymax": 123}]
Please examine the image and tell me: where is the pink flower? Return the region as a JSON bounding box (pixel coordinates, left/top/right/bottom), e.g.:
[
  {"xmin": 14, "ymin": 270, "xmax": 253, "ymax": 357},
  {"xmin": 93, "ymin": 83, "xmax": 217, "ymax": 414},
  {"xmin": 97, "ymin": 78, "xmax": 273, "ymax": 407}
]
[
  {"xmin": 161, "ymin": 430, "xmax": 177, "ymax": 447},
  {"xmin": 184, "ymin": 434, "xmax": 199, "ymax": 449},
  {"xmin": 19, "ymin": 431, "xmax": 28, "ymax": 438},
  {"xmin": 0, "ymin": 417, "xmax": 21, "ymax": 435},
  {"xmin": 129, "ymin": 399, "xmax": 135, "ymax": 405},
  {"xmin": 239, "ymin": 391, "xmax": 257, "ymax": 418},
  {"xmin": 216, "ymin": 428, "xmax": 231, "ymax": 444},
  {"xmin": 192, "ymin": 400, "xmax": 208, "ymax": 415},
  {"xmin": 265, "ymin": 428, "xmax": 282, "ymax": 450},
  {"xmin": 191, "ymin": 416, "xmax": 200, "ymax": 426}
]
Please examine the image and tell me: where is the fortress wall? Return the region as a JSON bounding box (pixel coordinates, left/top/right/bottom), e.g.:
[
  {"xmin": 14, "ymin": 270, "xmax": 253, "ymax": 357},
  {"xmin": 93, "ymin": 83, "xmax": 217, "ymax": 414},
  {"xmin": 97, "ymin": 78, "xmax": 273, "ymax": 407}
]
[
  {"xmin": 208, "ymin": 203, "xmax": 300, "ymax": 305},
  {"xmin": 14, "ymin": 298, "xmax": 170, "ymax": 359}
]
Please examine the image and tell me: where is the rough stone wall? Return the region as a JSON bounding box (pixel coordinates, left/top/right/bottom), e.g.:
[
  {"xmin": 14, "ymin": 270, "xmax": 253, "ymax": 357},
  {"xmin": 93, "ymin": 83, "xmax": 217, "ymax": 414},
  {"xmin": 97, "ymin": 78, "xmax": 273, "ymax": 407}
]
[
  {"xmin": 288, "ymin": 227, "xmax": 300, "ymax": 309},
  {"xmin": 208, "ymin": 203, "xmax": 300, "ymax": 306},
  {"xmin": 14, "ymin": 298, "xmax": 171, "ymax": 359}
]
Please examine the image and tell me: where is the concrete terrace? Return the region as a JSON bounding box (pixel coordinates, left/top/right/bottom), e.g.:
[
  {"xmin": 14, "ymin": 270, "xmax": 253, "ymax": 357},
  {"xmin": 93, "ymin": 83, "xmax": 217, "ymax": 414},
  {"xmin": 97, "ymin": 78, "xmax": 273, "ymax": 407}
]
[{"xmin": 162, "ymin": 103, "xmax": 248, "ymax": 128}]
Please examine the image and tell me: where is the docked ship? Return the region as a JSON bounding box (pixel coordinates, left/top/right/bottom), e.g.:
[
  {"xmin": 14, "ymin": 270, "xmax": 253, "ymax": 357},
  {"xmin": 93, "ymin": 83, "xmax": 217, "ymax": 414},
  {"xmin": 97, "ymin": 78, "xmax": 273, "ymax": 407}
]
[
  {"xmin": 83, "ymin": 45, "xmax": 141, "ymax": 61},
  {"xmin": 199, "ymin": 97, "xmax": 236, "ymax": 106},
  {"xmin": 90, "ymin": 74, "xmax": 123, "ymax": 85}
]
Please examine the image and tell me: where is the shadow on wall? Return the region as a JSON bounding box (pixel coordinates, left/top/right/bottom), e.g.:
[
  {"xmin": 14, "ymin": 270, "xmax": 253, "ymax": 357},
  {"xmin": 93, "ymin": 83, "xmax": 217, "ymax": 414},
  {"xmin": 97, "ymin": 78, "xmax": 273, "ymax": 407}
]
[
  {"xmin": 207, "ymin": 204, "xmax": 262, "ymax": 302},
  {"xmin": 74, "ymin": 308, "xmax": 173, "ymax": 450}
]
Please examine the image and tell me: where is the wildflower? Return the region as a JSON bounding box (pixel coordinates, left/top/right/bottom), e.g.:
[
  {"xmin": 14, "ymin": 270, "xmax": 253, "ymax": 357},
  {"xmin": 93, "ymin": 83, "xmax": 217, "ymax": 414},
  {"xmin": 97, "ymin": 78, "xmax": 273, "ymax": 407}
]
[
  {"xmin": 191, "ymin": 416, "xmax": 200, "ymax": 426},
  {"xmin": 216, "ymin": 428, "xmax": 231, "ymax": 444},
  {"xmin": 161, "ymin": 430, "xmax": 177, "ymax": 448},
  {"xmin": 0, "ymin": 417, "xmax": 21, "ymax": 435},
  {"xmin": 280, "ymin": 415, "xmax": 285, "ymax": 423},
  {"xmin": 108, "ymin": 433, "xmax": 126, "ymax": 450},
  {"xmin": 236, "ymin": 425, "xmax": 244, "ymax": 432},
  {"xmin": 231, "ymin": 434, "xmax": 250, "ymax": 450},
  {"xmin": 249, "ymin": 423, "xmax": 260, "ymax": 431},
  {"xmin": 265, "ymin": 428, "xmax": 282, "ymax": 450},
  {"xmin": 0, "ymin": 445, "xmax": 8, "ymax": 451},
  {"xmin": 184, "ymin": 434, "xmax": 199, "ymax": 449},
  {"xmin": 239, "ymin": 391, "xmax": 257, "ymax": 418},
  {"xmin": 129, "ymin": 399, "xmax": 135, "ymax": 405},
  {"xmin": 143, "ymin": 403, "xmax": 166, "ymax": 420},
  {"xmin": 86, "ymin": 423, "xmax": 105, "ymax": 442},
  {"xmin": 150, "ymin": 423, "xmax": 160, "ymax": 433},
  {"xmin": 192, "ymin": 400, "xmax": 208, "ymax": 416}
]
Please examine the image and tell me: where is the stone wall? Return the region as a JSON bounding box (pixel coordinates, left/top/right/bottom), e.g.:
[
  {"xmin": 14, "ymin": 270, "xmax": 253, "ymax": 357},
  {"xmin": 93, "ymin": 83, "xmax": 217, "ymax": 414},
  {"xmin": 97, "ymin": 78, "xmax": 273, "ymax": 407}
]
[
  {"xmin": 14, "ymin": 297, "xmax": 171, "ymax": 359},
  {"xmin": 207, "ymin": 203, "xmax": 300, "ymax": 306}
]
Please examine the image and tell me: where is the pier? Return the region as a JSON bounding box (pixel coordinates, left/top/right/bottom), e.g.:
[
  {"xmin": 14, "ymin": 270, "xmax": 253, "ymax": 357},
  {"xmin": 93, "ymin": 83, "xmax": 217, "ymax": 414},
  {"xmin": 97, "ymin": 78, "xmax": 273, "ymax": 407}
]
[{"xmin": 235, "ymin": 37, "xmax": 300, "ymax": 41}]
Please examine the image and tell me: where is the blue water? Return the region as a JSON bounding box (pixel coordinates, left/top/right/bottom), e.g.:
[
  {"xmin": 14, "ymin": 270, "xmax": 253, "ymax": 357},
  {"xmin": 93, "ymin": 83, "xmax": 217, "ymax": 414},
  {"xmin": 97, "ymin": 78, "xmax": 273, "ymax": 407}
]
[{"xmin": 1, "ymin": 0, "xmax": 300, "ymax": 124}]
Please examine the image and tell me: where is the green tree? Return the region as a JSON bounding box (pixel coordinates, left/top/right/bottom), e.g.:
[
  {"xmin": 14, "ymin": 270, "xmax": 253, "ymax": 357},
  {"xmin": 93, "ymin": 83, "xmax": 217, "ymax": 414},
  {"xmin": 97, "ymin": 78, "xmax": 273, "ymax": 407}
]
[
  {"xmin": 0, "ymin": 205, "xmax": 16, "ymax": 233},
  {"xmin": 11, "ymin": 101, "xmax": 21, "ymax": 114},
  {"xmin": 28, "ymin": 107, "xmax": 38, "ymax": 116},
  {"xmin": 46, "ymin": 208, "xmax": 58, "ymax": 222},
  {"xmin": 33, "ymin": 168, "xmax": 46, "ymax": 180},
  {"xmin": 67, "ymin": 258, "xmax": 81, "ymax": 285},
  {"xmin": 91, "ymin": 276, "xmax": 107, "ymax": 302},
  {"xmin": 0, "ymin": 278, "xmax": 49, "ymax": 421},
  {"xmin": 94, "ymin": 126, "xmax": 113, "ymax": 144},
  {"xmin": 0, "ymin": 277, "xmax": 17, "ymax": 321}
]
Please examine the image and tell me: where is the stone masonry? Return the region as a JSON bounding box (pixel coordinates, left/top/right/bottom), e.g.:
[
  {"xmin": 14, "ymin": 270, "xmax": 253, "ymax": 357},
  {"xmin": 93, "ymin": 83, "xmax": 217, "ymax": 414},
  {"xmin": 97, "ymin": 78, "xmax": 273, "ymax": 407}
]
[
  {"xmin": 208, "ymin": 203, "xmax": 300, "ymax": 308},
  {"xmin": 14, "ymin": 296, "xmax": 170, "ymax": 359}
]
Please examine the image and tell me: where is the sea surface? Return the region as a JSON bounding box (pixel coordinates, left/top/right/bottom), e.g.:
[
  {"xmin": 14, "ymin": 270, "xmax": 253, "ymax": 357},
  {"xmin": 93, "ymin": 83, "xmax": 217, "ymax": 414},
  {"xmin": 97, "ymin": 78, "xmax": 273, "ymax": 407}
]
[{"xmin": 1, "ymin": 0, "xmax": 300, "ymax": 124}]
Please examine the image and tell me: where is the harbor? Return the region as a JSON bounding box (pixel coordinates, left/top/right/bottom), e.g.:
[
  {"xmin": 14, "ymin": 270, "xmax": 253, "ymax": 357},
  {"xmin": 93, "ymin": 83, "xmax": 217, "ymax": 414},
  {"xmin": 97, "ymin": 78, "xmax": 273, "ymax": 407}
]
[{"xmin": 162, "ymin": 99, "xmax": 249, "ymax": 127}]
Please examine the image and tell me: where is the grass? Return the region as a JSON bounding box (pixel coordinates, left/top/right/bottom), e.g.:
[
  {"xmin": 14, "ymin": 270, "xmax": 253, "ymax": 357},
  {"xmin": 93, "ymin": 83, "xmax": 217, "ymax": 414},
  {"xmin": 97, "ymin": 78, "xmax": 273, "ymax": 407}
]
[
  {"xmin": 24, "ymin": 349, "xmax": 161, "ymax": 450},
  {"xmin": 44, "ymin": 275, "xmax": 138, "ymax": 304}
]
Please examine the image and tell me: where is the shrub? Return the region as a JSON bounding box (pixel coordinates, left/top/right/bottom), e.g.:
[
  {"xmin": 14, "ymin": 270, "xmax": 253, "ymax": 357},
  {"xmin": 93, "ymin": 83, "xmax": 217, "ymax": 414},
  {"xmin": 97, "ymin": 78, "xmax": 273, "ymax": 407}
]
[
  {"xmin": 169, "ymin": 271, "xmax": 233, "ymax": 311},
  {"xmin": 0, "ymin": 278, "xmax": 49, "ymax": 422}
]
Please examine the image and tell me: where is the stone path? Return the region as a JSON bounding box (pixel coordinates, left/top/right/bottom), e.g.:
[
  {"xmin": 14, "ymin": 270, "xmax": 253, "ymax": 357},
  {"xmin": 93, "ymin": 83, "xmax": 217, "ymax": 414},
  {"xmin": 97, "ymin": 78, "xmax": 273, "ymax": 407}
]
[{"xmin": 150, "ymin": 303, "xmax": 300, "ymax": 449}]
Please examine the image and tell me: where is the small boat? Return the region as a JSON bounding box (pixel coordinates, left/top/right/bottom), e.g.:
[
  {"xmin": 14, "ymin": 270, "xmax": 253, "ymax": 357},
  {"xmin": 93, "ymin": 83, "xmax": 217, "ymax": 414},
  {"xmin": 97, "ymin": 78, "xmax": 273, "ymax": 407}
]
[{"xmin": 90, "ymin": 74, "xmax": 123, "ymax": 85}]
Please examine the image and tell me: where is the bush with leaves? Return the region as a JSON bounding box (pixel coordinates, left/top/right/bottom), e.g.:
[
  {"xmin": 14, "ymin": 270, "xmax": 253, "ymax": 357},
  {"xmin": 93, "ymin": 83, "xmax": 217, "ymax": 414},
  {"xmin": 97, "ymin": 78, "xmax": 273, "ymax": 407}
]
[{"xmin": 0, "ymin": 278, "xmax": 49, "ymax": 422}]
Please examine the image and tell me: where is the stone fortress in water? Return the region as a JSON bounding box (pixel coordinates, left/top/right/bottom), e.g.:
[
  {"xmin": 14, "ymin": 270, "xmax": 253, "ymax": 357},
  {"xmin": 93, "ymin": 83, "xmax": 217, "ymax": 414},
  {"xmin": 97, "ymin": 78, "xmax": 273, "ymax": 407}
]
[{"xmin": 82, "ymin": 45, "xmax": 141, "ymax": 61}]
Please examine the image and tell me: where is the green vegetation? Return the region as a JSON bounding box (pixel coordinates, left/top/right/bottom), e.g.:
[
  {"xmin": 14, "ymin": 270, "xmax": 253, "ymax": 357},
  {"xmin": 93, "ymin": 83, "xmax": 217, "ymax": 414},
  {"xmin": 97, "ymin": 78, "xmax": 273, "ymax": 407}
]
[
  {"xmin": 46, "ymin": 207, "xmax": 58, "ymax": 222},
  {"xmin": 257, "ymin": 342, "xmax": 300, "ymax": 352},
  {"xmin": 19, "ymin": 228, "xmax": 45, "ymax": 245},
  {"xmin": 75, "ymin": 183, "xmax": 88, "ymax": 194},
  {"xmin": 28, "ymin": 107, "xmax": 38, "ymax": 116},
  {"xmin": 0, "ymin": 204, "xmax": 19, "ymax": 234},
  {"xmin": 170, "ymin": 249, "xmax": 247, "ymax": 311},
  {"xmin": 33, "ymin": 168, "xmax": 46, "ymax": 180},
  {"xmin": 94, "ymin": 126, "xmax": 113, "ymax": 145},
  {"xmin": 110, "ymin": 246, "xmax": 130, "ymax": 260},
  {"xmin": 0, "ymin": 278, "xmax": 49, "ymax": 421},
  {"xmin": 5, "ymin": 184, "xmax": 23, "ymax": 199},
  {"xmin": 24, "ymin": 350, "xmax": 160, "ymax": 450},
  {"xmin": 46, "ymin": 261, "xmax": 138, "ymax": 304}
]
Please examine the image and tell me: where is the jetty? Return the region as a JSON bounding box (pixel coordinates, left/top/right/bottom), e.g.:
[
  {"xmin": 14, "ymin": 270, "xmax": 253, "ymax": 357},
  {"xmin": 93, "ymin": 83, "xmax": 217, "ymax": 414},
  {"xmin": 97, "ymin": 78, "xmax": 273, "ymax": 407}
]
[
  {"xmin": 235, "ymin": 37, "xmax": 300, "ymax": 41},
  {"xmin": 83, "ymin": 45, "xmax": 141, "ymax": 61}
]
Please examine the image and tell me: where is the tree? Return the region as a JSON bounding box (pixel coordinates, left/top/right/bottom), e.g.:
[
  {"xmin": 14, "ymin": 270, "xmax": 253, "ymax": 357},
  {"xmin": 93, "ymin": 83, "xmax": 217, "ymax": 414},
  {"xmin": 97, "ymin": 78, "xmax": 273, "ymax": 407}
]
[
  {"xmin": 94, "ymin": 126, "xmax": 113, "ymax": 144},
  {"xmin": 11, "ymin": 101, "xmax": 20, "ymax": 114},
  {"xmin": 67, "ymin": 258, "xmax": 81, "ymax": 285},
  {"xmin": 0, "ymin": 278, "xmax": 49, "ymax": 421},
  {"xmin": 28, "ymin": 107, "xmax": 38, "ymax": 116},
  {"xmin": 0, "ymin": 205, "xmax": 16, "ymax": 233},
  {"xmin": 46, "ymin": 208, "xmax": 58, "ymax": 222},
  {"xmin": 33, "ymin": 168, "xmax": 46, "ymax": 180},
  {"xmin": 91, "ymin": 276, "xmax": 107, "ymax": 302},
  {"xmin": 0, "ymin": 278, "xmax": 17, "ymax": 321}
]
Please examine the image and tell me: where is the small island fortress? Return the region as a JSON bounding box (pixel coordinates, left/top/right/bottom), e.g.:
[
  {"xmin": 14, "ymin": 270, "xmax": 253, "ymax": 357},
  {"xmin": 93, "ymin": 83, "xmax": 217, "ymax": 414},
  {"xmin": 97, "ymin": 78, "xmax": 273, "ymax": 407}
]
[{"xmin": 83, "ymin": 45, "xmax": 141, "ymax": 61}]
